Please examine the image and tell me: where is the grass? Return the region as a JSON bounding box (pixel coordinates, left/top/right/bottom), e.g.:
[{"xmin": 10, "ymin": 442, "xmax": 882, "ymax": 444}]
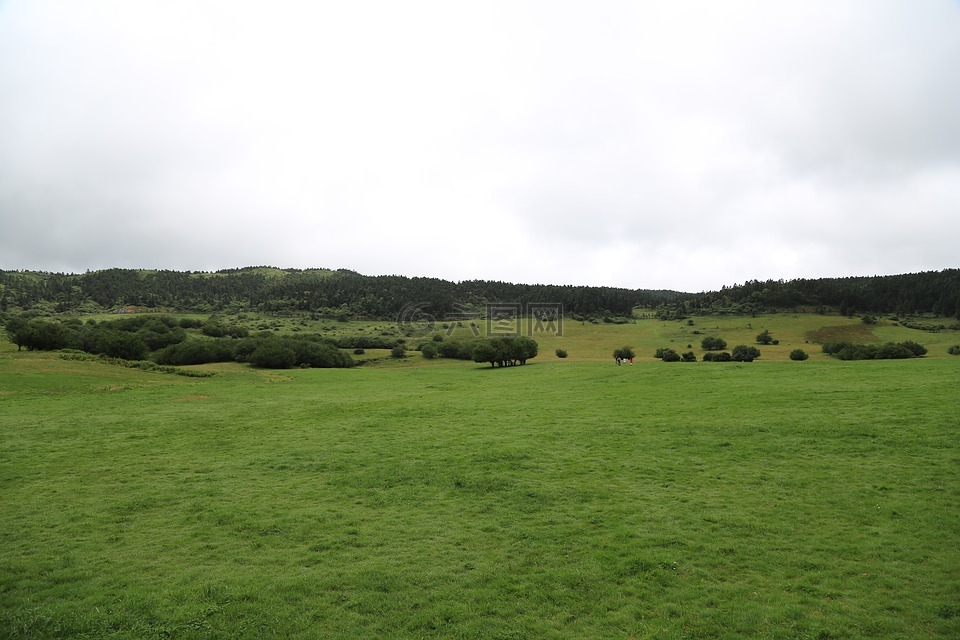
[{"xmin": 2, "ymin": 319, "xmax": 960, "ymax": 638}]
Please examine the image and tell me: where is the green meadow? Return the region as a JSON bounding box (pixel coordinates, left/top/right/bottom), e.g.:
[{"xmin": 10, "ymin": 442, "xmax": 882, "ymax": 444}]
[{"xmin": 2, "ymin": 315, "xmax": 959, "ymax": 638}]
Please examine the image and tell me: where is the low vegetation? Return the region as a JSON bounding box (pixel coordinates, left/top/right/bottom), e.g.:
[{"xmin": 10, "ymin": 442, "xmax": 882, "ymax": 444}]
[
  {"xmin": 822, "ymin": 340, "xmax": 928, "ymax": 360},
  {"xmin": 700, "ymin": 335, "xmax": 727, "ymax": 350},
  {"xmin": 4, "ymin": 315, "xmax": 356, "ymax": 369},
  {"xmin": 1, "ymin": 344, "xmax": 958, "ymax": 638}
]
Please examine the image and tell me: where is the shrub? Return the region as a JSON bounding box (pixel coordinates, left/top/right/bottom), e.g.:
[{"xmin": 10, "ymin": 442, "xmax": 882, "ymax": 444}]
[
  {"xmin": 700, "ymin": 336, "xmax": 727, "ymax": 351},
  {"xmin": 421, "ymin": 343, "xmax": 438, "ymax": 359},
  {"xmin": 289, "ymin": 340, "xmax": 354, "ymax": 368},
  {"xmin": 756, "ymin": 329, "xmax": 773, "ymax": 345},
  {"xmin": 555, "ymin": 348, "xmax": 568, "ymax": 358},
  {"xmin": 613, "ymin": 346, "xmax": 636, "ymax": 361},
  {"xmin": 789, "ymin": 349, "xmax": 809, "ymax": 361},
  {"xmin": 703, "ymin": 351, "xmax": 732, "ymax": 362},
  {"xmin": 437, "ymin": 340, "xmax": 475, "ymax": 360},
  {"xmin": 249, "ymin": 341, "xmax": 297, "ymax": 369},
  {"xmin": 899, "ymin": 340, "xmax": 928, "ymax": 357},
  {"xmin": 154, "ymin": 339, "xmax": 237, "ymax": 365},
  {"xmin": 333, "ymin": 335, "xmax": 398, "ymax": 349},
  {"xmin": 659, "ymin": 348, "xmax": 680, "ymax": 362},
  {"xmin": 949, "ymin": 345, "xmax": 960, "ymax": 355},
  {"xmin": 391, "ymin": 345, "xmax": 407, "ymax": 358},
  {"xmin": 822, "ymin": 340, "xmax": 927, "ymax": 360},
  {"xmin": 95, "ymin": 331, "xmax": 149, "ymax": 361},
  {"xmin": 731, "ymin": 345, "xmax": 761, "ymax": 362},
  {"xmin": 681, "ymin": 351, "xmax": 697, "ymax": 362}
]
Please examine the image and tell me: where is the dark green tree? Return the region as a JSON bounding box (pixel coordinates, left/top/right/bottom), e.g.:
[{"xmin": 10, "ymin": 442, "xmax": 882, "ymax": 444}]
[
  {"xmin": 249, "ymin": 341, "xmax": 297, "ymax": 368},
  {"xmin": 472, "ymin": 339, "xmax": 499, "ymax": 367},
  {"xmin": 154, "ymin": 339, "xmax": 237, "ymax": 366},
  {"xmin": 95, "ymin": 331, "xmax": 148, "ymax": 360},
  {"xmin": 701, "ymin": 336, "xmax": 727, "ymax": 351},
  {"xmin": 731, "ymin": 345, "xmax": 761, "ymax": 362},
  {"xmin": 515, "ymin": 336, "xmax": 539, "ymax": 364},
  {"xmin": 3, "ymin": 316, "xmax": 30, "ymax": 350},
  {"xmin": 437, "ymin": 340, "xmax": 474, "ymax": 360},
  {"xmin": 16, "ymin": 319, "xmax": 74, "ymax": 351},
  {"xmin": 659, "ymin": 348, "xmax": 681, "ymax": 362},
  {"xmin": 472, "ymin": 336, "xmax": 538, "ymax": 367}
]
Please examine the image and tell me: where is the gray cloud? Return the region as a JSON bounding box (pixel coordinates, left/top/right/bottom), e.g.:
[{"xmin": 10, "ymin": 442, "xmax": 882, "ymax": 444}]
[{"xmin": 1, "ymin": 1, "xmax": 958, "ymax": 291}]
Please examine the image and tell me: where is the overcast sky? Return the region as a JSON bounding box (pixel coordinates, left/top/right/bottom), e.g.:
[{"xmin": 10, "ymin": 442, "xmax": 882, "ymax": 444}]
[{"xmin": 1, "ymin": 1, "xmax": 958, "ymax": 292}]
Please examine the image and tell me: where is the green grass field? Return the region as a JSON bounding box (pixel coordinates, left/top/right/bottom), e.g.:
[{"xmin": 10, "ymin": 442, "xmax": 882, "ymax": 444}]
[{"xmin": 2, "ymin": 316, "xmax": 959, "ymax": 638}]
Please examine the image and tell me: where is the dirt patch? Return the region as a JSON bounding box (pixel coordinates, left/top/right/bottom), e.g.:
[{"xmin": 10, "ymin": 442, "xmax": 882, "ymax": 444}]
[{"xmin": 805, "ymin": 324, "xmax": 880, "ymax": 344}]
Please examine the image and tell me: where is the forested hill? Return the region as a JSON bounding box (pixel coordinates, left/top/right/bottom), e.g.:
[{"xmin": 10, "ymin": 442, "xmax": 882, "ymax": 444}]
[
  {"xmin": 0, "ymin": 267, "xmax": 683, "ymax": 317},
  {"xmin": 0, "ymin": 267, "xmax": 957, "ymax": 319},
  {"xmin": 680, "ymin": 270, "xmax": 960, "ymax": 318}
]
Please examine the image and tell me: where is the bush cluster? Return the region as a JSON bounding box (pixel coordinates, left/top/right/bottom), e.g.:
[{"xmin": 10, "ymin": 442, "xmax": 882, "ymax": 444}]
[
  {"xmin": 821, "ymin": 341, "xmax": 927, "ymax": 360},
  {"xmin": 154, "ymin": 339, "xmax": 236, "ymax": 365},
  {"xmin": 654, "ymin": 347, "xmax": 692, "ymax": 362},
  {"xmin": 700, "ymin": 336, "xmax": 727, "ymax": 350},
  {"xmin": 900, "ymin": 320, "xmax": 960, "ymax": 332},
  {"xmin": 473, "ymin": 336, "xmax": 538, "ymax": 367},
  {"xmin": 5, "ymin": 315, "xmax": 190, "ymax": 360},
  {"xmin": 731, "ymin": 345, "xmax": 761, "ymax": 362},
  {"xmin": 436, "ymin": 340, "xmax": 475, "ymax": 360},
  {"xmin": 3, "ymin": 315, "xmax": 356, "ymax": 370},
  {"xmin": 702, "ymin": 351, "xmax": 732, "ymax": 362},
  {"xmin": 331, "ymin": 335, "xmax": 400, "ymax": 350}
]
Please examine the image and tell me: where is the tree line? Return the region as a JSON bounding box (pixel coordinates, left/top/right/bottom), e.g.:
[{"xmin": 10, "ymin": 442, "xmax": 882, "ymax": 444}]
[
  {"xmin": 0, "ymin": 268, "xmax": 684, "ymax": 319},
  {"xmin": 1, "ymin": 267, "xmax": 957, "ymax": 319},
  {"xmin": 680, "ymin": 270, "xmax": 960, "ymax": 318}
]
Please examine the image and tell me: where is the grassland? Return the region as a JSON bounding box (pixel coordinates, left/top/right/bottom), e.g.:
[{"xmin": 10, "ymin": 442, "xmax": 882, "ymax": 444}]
[{"xmin": 1, "ymin": 315, "xmax": 959, "ymax": 638}]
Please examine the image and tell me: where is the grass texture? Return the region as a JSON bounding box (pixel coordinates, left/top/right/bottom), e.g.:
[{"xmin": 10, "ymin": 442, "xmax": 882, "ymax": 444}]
[{"xmin": 1, "ymin": 333, "xmax": 959, "ymax": 638}]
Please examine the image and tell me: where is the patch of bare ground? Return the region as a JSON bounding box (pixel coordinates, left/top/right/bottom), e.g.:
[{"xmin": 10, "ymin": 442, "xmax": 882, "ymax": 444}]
[{"xmin": 805, "ymin": 323, "xmax": 880, "ymax": 344}]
